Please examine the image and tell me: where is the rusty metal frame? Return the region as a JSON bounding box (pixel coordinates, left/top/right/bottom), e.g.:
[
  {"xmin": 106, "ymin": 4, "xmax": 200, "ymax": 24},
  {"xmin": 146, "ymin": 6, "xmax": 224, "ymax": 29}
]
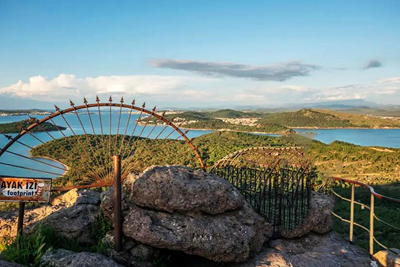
[
  {"xmin": 210, "ymin": 146, "xmax": 315, "ymax": 237},
  {"xmin": 0, "ymin": 97, "xmax": 205, "ymax": 191},
  {"xmin": 327, "ymin": 177, "xmax": 400, "ymax": 255}
]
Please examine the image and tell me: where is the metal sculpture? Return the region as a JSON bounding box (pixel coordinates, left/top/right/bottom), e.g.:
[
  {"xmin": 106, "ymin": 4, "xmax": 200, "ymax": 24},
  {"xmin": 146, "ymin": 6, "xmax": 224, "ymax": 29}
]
[
  {"xmin": 210, "ymin": 146, "xmax": 316, "ymax": 237},
  {"xmin": 0, "ymin": 96, "xmax": 205, "ymax": 191}
]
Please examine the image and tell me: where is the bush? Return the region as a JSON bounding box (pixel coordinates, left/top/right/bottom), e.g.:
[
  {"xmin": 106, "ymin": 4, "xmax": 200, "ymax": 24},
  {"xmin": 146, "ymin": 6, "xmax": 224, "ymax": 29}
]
[{"xmin": 1, "ymin": 224, "xmax": 81, "ymax": 266}]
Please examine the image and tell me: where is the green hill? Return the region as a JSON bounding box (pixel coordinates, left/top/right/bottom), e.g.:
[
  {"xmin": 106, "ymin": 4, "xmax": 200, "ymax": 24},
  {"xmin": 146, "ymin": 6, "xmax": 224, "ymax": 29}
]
[
  {"xmin": 208, "ymin": 109, "xmax": 261, "ymax": 118},
  {"xmin": 182, "ymin": 119, "xmax": 290, "ymax": 133},
  {"xmin": 258, "ymin": 109, "xmax": 353, "ymax": 128},
  {"xmin": 0, "ymin": 120, "xmax": 66, "ymax": 134},
  {"xmin": 169, "ymin": 111, "xmax": 211, "ymax": 121}
]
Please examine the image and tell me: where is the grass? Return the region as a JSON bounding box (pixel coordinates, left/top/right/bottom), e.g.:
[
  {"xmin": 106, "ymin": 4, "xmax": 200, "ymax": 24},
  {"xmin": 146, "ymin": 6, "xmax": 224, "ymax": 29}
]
[
  {"xmin": 0, "ymin": 209, "xmax": 112, "ymax": 266},
  {"xmin": 0, "ymin": 224, "xmax": 82, "ymax": 266},
  {"xmin": 89, "ymin": 210, "xmax": 112, "ymax": 254},
  {"xmin": 331, "ymin": 183, "xmax": 400, "ymax": 253}
]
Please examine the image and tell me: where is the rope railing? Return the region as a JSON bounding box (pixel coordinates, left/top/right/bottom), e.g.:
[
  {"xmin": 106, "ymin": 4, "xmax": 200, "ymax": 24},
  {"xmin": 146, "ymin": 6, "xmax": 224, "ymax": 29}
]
[{"xmin": 327, "ymin": 177, "xmax": 400, "ymax": 255}]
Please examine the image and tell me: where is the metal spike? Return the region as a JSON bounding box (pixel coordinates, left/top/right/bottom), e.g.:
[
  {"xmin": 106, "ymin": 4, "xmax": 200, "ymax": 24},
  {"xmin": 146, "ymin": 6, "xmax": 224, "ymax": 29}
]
[
  {"xmin": 54, "ymin": 105, "xmax": 60, "ymax": 112},
  {"xmin": 131, "ymin": 99, "xmax": 135, "ymax": 105},
  {"xmin": 109, "ymin": 96, "xmax": 112, "ymax": 102},
  {"xmin": 83, "ymin": 97, "xmax": 88, "ymax": 104},
  {"xmin": 185, "ymin": 130, "xmax": 189, "ymax": 134},
  {"xmin": 142, "ymin": 102, "xmax": 146, "ymax": 108},
  {"xmin": 70, "ymin": 100, "xmax": 75, "ymax": 106},
  {"xmin": 3, "ymin": 134, "xmax": 12, "ymax": 140},
  {"xmin": 152, "ymin": 106, "xmax": 156, "ymax": 112},
  {"xmin": 96, "ymin": 95, "xmax": 100, "ymax": 102},
  {"xmin": 162, "ymin": 111, "xmax": 166, "ymax": 116},
  {"xmin": 120, "ymin": 97, "xmax": 124, "ymax": 103}
]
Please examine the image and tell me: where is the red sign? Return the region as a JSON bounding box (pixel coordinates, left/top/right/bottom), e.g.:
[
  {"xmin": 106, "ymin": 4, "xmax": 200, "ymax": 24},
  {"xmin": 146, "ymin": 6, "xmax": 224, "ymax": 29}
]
[{"xmin": 0, "ymin": 177, "xmax": 52, "ymax": 202}]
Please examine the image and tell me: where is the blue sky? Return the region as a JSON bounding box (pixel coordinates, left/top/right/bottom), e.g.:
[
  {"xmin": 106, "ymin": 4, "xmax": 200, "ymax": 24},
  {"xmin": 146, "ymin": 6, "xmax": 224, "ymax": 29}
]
[{"xmin": 0, "ymin": 0, "xmax": 399, "ymax": 108}]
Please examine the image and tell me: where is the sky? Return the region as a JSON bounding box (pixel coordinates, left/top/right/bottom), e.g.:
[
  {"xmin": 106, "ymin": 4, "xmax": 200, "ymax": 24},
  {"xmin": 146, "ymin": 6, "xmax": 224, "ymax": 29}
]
[{"xmin": 0, "ymin": 0, "xmax": 399, "ymax": 109}]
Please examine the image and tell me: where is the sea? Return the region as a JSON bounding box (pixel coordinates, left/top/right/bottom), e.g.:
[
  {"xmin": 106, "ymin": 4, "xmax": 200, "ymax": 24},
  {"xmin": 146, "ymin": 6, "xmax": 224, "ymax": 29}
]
[{"xmin": 1, "ymin": 113, "xmax": 399, "ymax": 178}]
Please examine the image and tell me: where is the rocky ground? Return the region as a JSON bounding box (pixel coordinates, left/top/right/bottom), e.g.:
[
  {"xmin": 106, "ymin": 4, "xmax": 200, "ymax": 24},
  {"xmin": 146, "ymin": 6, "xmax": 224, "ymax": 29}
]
[{"xmin": 0, "ymin": 165, "xmax": 394, "ymax": 267}]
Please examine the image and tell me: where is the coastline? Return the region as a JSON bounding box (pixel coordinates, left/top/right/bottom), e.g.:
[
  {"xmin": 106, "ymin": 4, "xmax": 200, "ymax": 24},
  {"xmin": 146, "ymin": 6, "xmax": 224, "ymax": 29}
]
[
  {"xmin": 292, "ymin": 126, "xmax": 400, "ymax": 130},
  {"xmin": 180, "ymin": 127, "xmax": 291, "ymax": 135},
  {"xmin": 28, "ymin": 148, "xmax": 69, "ymax": 177}
]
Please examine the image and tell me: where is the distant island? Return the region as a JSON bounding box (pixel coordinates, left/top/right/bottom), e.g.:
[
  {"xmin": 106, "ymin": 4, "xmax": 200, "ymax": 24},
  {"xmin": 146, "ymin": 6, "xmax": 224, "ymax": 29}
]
[
  {"xmin": 141, "ymin": 108, "xmax": 400, "ymax": 134},
  {"xmin": 0, "ymin": 119, "xmax": 66, "ymax": 133},
  {"xmin": 0, "ymin": 109, "xmax": 51, "ymax": 117}
]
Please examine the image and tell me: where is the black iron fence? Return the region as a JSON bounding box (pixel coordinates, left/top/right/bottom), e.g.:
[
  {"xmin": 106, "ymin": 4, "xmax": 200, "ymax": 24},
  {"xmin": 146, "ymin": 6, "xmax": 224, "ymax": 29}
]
[{"xmin": 211, "ymin": 165, "xmax": 316, "ymax": 237}]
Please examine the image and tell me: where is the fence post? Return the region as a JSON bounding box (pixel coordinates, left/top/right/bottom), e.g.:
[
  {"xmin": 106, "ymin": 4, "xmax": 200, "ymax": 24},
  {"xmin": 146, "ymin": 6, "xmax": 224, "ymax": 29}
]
[
  {"xmin": 369, "ymin": 193, "xmax": 374, "ymax": 255},
  {"xmin": 17, "ymin": 201, "xmax": 25, "ymax": 236},
  {"xmin": 349, "ymin": 184, "xmax": 355, "ymax": 243},
  {"xmin": 113, "ymin": 155, "xmax": 122, "ymax": 252}
]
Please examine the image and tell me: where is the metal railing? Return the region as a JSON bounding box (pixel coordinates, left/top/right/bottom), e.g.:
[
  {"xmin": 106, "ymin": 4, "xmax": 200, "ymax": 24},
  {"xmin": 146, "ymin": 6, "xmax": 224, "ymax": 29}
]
[
  {"xmin": 211, "ymin": 164, "xmax": 315, "ymax": 237},
  {"xmin": 325, "ymin": 177, "xmax": 400, "ymax": 255}
]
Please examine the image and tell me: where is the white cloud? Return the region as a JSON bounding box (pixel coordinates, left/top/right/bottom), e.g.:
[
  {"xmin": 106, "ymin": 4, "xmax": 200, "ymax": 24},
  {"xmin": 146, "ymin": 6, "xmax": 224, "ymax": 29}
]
[
  {"xmin": 0, "ymin": 74, "xmax": 205, "ymax": 102},
  {"xmin": 377, "ymin": 77, "xmax": 400, "ymax": 84},
  {"xmin": 316, "ymin": 94, "xmax": 366, "ymax": 101},
  {"xmin": 2, "ymin": 73, "xmax": 400, "ymax": 107},
  {"xmin": 280, "ymin": 85, "xmax": 309, "ymax": 92}
]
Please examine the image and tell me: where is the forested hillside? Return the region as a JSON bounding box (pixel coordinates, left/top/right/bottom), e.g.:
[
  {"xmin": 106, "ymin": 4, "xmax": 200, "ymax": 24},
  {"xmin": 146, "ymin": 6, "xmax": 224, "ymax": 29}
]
[
  {"xmin": 31, "ymin": 132, "xmax": 400, "ymax": 188},
  {"xmin": 258, "ymin": 109, "xmax": 353, "ymax": 128},
  {"xmin": 0, "ymin": 119, "xmax": 66, "ymax": 134},
  {"xmin": 161, "ymin": 108, "xmax": 400, "ymax": 130}
]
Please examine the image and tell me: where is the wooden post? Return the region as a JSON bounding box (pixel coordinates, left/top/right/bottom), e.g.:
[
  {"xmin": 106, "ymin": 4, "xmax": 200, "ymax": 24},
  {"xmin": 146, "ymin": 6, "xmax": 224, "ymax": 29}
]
[
  {"xmin": 349, "ymin": 184, "xmax": 355, "ymax": 243},
  {"xmin": 17, "ymin": 201, "xmax": 25, "ymax": 236},
  {"xmin": 369, "ymin": 194, "xmax": 374, "ymax": 255},
  {"xmin": 113, "ymin": 155, "xmax": 122, "ymax": 252}
]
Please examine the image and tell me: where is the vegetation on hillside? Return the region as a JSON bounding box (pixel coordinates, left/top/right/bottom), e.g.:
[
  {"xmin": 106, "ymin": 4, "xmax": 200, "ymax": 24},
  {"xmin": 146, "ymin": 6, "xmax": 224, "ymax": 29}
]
[
  {"xmin": 0, "ymin": 119, "xmax": 66, "ymax": 134},
  {"xmin": 258, "ymin": 109, "xmax": 354, "ymax": 128},
  {"xmin": 332, "ymin": 183, "xmax": 400, "ymax": 253},
  {"xmin": 143, "ymin": 108, "xmax": 400, "ymax": 133},
  {"xmin": 309, "ymin": 140, "xmax": 400, "ymax": 184},
  {"xmin": 0, "ymin": 109, "xmax": 50, "ymax": 115},
  {"xmin": 183, "ymin": 119, "xmax": 290, "ymax": 133},
  {"xmin": 319, "ymin": 109, "xmax": 400, "ymax": 128},
  {"xmin": 31, "ymin": 131, "xmax": 400, "ymax": 187},
  {"xmin": 207, "ymin": 109, "xmax": 261, "ymax": 118}
]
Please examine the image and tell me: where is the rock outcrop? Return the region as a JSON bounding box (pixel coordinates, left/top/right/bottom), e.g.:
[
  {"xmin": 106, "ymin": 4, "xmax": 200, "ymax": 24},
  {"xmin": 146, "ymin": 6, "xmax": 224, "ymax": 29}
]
[
  {"xmin": 234, "ymin": 232, "xmax": 376, "ymax": 267},
  {"xmin": 131, "ymin": 166, "xmax": 244, "ymax": 214},
  {"xmin": 0, "ymin": 189, "xmax": 101, "ymax": 245},
  {"xmin": 280, "ymin": 191, "xmax": 334, "ymax": 238},
  {"xmin": 101, "ymin": 231, "xmax": 155, "ymax": 267},
  {"xmin": 0, "ymin": 260, "xmax": 25, "ymax": 267},
  {"xmin": 40, "ymin": 249, "xmax": 123, "ymax": 267},
  {"xmin": 101, "ymin": 165, "xmax": 273, "ymax": 263}
]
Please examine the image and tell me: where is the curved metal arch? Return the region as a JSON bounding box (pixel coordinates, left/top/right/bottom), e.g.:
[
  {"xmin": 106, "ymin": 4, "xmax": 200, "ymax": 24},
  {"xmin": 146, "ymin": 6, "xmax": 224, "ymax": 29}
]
[
  {"xmin": 0, "ymin": 97, "xmax": 205, "ymax": 190},
  {"xmin": 210, "ymin": 146, "xmax": 307, "ymax": 171},
  {"xmin": 0, "ymin": 102, "xmax": 204, "ymax": 169}
]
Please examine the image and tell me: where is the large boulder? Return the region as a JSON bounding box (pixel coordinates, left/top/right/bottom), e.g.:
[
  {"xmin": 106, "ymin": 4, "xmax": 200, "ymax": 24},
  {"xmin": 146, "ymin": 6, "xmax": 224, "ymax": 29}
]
[
  {"xmin": 101, "ymin": 166, "xmax": 272, "ymax": 263},
  {"xmin": 131, "ymin": 166, "xmax": 245, "ymax": 214},
  {"xmin": 40, "ymin": 249, "xmax": 123, "ymax": 267},
  {"xmin": 38, "ymin": 203, "xmax": 100, "ymax": 245},
  {"xmin": 280, "ymin": 191, "xmax": 334, "ymax": 238},
  {"xmin": 26, "ymin": 189, "xmax": 101, "ymax": 245},
  {"xmin": 0, "ymin": 189, "xmax": 100, "ymax": 242}
]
